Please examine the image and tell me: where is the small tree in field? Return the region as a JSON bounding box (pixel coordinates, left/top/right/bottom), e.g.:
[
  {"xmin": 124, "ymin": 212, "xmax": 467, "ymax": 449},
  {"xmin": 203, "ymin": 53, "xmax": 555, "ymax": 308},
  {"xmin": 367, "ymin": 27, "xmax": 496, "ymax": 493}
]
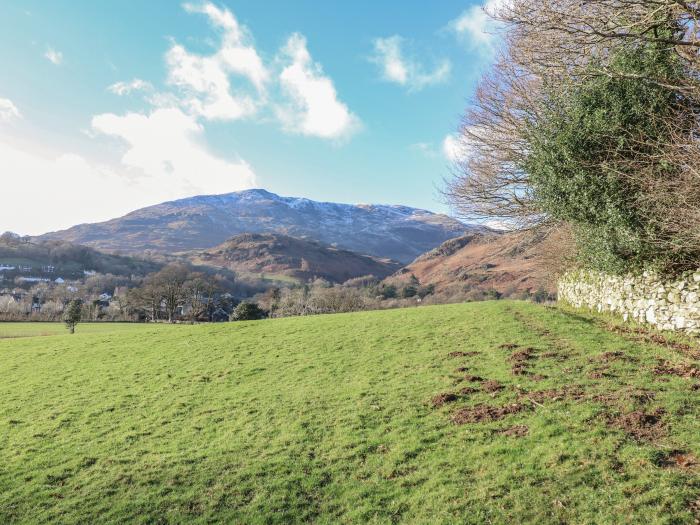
[{"xmin": 64, "ymin": 299, "xmax": 83, "ymax": 334}]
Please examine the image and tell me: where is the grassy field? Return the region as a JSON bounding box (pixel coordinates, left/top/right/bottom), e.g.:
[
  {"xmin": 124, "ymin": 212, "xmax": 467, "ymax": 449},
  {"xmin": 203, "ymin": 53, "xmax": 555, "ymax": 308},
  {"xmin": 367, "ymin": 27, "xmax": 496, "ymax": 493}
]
[
  {"xmin": 1, "ymin": 302, "xmax": 699, "ymax": 524},
  {"xmin": 0, "ymin": 322, "xmax": 138, "ymax": 339}
]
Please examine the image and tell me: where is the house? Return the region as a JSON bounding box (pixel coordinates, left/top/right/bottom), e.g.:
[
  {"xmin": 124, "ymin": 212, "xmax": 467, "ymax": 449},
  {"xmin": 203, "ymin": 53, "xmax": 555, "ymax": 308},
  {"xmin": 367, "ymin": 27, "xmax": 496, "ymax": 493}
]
[
  {"xmin": 0, "ymin": 264, "xmax": 16, "ymax": 272},
  {"xmin": 83, "ymin": 270, "xmax": 97, "ymax": 276},
  {"xmin": 54, "ymin": 277, "xmax": 65, "ymax": 284}
]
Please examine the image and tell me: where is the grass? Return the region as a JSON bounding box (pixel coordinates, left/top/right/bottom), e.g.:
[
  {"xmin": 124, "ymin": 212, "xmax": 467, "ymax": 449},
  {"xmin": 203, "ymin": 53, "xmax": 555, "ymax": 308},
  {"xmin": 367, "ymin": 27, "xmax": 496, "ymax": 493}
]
[
  {"xmin": 1, "ymin": 301, "xmax": 699, "ymax": 524},
  {"xmin": 0, "ymin": 322, "xmax": 137, "ymax": 339}
]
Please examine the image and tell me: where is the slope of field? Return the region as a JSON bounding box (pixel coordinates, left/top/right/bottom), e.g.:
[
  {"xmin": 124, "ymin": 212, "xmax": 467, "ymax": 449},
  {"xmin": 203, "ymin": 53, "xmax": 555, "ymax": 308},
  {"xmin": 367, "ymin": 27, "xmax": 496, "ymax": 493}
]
[
  {"xmin": 386, "ymin": 233, "xmax": 552, "ymax": 295},
  {"xmin": 186, "ymin": 233, "xmax": 401, "ymax": 284},
  {"xmin": 1, "ymin": 303, "xmax": 700, "ymax": 523}
]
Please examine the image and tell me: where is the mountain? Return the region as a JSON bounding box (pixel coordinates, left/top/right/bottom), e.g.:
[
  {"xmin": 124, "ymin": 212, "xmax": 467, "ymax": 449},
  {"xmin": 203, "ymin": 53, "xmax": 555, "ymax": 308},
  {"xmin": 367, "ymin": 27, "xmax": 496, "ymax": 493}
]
[
  {"xmin": 186, "ymin": 233, "xmax": 401, "ymax": 284},
  {"xmin": 37, "ymin": 189, "xmax": 475, "ymax": 263},
  {"xmin": 385, "ymin": 232, "xmax": 553, "ymax": 295}
]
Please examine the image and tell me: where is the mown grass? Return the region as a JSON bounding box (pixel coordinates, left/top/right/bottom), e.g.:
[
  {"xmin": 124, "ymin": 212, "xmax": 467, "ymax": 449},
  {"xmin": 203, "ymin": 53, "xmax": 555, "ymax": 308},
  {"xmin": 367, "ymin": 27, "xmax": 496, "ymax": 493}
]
[{"xmin": 1, "ymin": 301, "xmax": 699, "ymax": 524}]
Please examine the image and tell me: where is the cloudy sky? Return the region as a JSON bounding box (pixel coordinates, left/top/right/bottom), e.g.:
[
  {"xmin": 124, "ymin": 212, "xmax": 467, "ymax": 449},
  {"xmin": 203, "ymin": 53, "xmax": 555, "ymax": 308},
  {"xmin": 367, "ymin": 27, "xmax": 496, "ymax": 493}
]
[{"xmin": 0, "ymin": 1, "xmax": 501, "ymax": 235}]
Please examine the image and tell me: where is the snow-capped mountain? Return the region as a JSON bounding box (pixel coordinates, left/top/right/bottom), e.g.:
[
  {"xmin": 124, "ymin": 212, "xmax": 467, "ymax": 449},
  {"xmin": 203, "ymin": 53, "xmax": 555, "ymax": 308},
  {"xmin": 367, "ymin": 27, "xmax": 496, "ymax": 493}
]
[{"xmin": 38, "ymin": 189, "xmax": 479, "ymax": 263}]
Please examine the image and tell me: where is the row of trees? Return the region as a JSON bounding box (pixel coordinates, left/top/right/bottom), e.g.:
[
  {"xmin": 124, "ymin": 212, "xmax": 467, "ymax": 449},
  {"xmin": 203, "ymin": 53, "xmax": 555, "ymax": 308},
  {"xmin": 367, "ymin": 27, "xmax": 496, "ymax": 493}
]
[
  {"xmin": 446, "ymin": 0, "xmax": 700, "ymax": 274},
  {"xmin": 124, "ymin": 264, "xmax": 236, "ymax": 322}
]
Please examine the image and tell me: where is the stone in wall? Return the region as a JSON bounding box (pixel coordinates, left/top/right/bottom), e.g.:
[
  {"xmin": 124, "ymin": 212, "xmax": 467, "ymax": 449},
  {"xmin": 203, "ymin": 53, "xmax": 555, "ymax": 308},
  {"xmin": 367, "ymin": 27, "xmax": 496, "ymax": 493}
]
[{"xmin": 558, "ymin": 268, "xmax": 700, "ymax": 334}]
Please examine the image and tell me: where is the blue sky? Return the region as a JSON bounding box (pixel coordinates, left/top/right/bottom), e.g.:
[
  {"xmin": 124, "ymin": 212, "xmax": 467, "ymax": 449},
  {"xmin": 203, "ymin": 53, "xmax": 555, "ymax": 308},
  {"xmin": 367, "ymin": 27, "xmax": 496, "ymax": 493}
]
[{"xmin": 0, "ymin": 1, "xmax": 500, "ymax": 235}]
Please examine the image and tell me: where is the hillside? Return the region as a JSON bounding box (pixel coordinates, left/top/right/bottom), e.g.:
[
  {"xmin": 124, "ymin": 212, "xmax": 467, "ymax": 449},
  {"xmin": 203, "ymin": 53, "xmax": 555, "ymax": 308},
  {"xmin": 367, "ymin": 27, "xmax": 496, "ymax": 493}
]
[
  {"xmin": 386, "ymin": 232, "xmax": 552, "ymax": 296},
  {"xmin": 0, "ymin": 232, "xmax": 160, "ymax": 280},
  {"xmin": 186, "ymin": 233, "xmax": 401, "ymax": 284},
  {"xmin": 36, "ymin": 189, "xmax": 474, "ymax": 263},
  {"xmin": 2, "ymin": 302, "xmax": 700, "ymax": 523}
]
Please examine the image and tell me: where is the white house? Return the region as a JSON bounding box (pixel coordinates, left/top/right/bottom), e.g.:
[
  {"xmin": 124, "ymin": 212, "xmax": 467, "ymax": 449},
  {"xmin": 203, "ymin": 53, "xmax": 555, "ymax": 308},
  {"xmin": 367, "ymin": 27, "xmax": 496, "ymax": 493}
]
[{"xmin": 54, "ymin": 277, "xmax": 65, "ymax": 284}]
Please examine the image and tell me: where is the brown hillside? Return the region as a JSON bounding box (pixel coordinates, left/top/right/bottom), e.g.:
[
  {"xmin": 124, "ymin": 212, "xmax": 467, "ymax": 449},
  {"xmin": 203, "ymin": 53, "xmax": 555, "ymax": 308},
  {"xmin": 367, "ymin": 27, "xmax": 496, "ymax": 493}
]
[
  {"xmin": 385, "ymin": 232, "xmax": 554, "ymax": 295},
  {"xmin": 186, "ymin": 233, "xmax": 401, "ymax": 284}
]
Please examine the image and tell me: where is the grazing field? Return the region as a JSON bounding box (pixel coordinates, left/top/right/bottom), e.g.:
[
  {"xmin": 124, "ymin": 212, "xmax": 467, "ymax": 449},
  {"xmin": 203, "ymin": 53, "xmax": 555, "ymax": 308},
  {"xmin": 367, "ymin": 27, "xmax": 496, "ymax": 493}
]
[{"xmin": 1, "ymin": 302, "xmax": 700, "ymax": 524}]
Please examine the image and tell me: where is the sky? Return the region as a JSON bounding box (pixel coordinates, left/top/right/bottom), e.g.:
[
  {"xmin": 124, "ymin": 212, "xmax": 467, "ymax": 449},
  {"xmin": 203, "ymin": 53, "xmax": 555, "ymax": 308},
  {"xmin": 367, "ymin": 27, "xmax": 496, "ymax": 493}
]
[{"xmin": 0, "ymin": 0, "xmax": 502, "ymax": 236}]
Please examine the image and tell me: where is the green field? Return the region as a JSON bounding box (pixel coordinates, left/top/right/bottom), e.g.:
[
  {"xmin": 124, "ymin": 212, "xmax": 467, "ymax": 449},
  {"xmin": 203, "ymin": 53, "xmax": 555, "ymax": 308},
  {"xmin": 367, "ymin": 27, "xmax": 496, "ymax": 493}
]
[{"xmin": 1, "ymin": 302, "xmax": 699, "ymax": 524}]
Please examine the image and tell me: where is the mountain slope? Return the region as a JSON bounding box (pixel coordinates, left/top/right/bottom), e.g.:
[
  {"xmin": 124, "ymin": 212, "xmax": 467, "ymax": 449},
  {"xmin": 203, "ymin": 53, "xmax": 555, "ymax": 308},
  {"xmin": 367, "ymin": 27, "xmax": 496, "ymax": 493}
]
[
  {"xmin": 187, "ymin": 233, "xmax": 401, "ymax": 283},
  {"xmin": 0, "ymin": 232, "xmax": 160, "ymax": 280},
  {"xmin": 37, "ymin": 189, "xmax": 474, "ymax": 263},
  {"xmin": 386, "ymin": 232, "xmax": 553, "ymax": 295}
]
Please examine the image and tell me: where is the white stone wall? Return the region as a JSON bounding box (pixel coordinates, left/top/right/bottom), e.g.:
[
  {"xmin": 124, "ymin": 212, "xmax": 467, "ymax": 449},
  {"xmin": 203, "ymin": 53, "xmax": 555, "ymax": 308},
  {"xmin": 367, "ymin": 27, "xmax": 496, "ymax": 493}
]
[{"xmin": 558, "ymin": 269, "xmax": 700, "ymax": 333}]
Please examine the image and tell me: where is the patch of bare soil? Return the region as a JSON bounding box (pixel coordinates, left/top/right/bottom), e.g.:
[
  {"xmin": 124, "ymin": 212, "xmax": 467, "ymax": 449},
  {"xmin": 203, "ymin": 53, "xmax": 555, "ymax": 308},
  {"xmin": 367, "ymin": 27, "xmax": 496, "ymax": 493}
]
[
  {"xmin": 455, "ymin": 366, "xmax": 470, "ymax": 373},
  {"xmin": 607, "ymin": 408, "xmax": 666, "ymax": 442},
  {"xmin": 448, "ymin": 351, "xmax": 479, "ymax": 358},
  {"xmin": 508, "ymin": 347, "xmax": 535, "ymax": 376},
  {"xmin": 458, "ymin": 386, "xmax": 479, "ymax": 395},
  {"xmin": 463, "ymin": 375, "xmax": 485, "ymax": 383},
  {"xmin": 451, "ymin": 403, "xmax": 526, "ymax": 424},
  {"xmin": 498, "ymin": 343, "xmax": 519, "ymax": 350},
  {"xmin": 482, "ymin": 380, "xmax": 504, "ymax": 393},
  {"xmin": 653, "ymin": 360, "xmax": 700, "ymax": 379},
  {"xmin": 656, "ymin": 451, "xmax": 699, "ymax": 470},
  {"xmin": 430, "ymin": 392, "xmax": 459, "ymax": 408},
  {"xmin": 608, "ymin": 325, "xmax": 700, "ymax": 359},
  {"xmin": 498, "ymin": 425, "xmax": 529, "ymax": 437}
]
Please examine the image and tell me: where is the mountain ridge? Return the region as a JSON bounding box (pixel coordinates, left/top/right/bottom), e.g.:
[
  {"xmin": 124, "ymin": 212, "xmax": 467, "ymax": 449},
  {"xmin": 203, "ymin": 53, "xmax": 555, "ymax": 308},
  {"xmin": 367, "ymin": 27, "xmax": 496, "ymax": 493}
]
[{"xmin": 37, "ymin": 189, "xmax": 479, "ymax": 263}]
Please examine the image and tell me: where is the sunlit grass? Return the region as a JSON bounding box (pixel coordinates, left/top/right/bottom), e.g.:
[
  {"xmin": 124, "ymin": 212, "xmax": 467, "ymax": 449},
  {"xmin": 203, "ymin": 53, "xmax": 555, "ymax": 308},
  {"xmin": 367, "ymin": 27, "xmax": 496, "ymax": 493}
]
[{"xmin": 1, "ymin": 302, "xmax": 699, "ymax": 523}]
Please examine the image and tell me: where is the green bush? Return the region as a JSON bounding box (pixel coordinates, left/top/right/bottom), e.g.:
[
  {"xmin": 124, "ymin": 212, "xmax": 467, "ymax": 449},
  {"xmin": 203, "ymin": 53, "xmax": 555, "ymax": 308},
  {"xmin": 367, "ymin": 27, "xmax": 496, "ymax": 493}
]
[
  {"xmin": 523, "ymin": 42, "xmax": 690, "ymax": 273},
  {"xmin": 230, "ymin": 302, "xmax": 265, "ymax": 321}
]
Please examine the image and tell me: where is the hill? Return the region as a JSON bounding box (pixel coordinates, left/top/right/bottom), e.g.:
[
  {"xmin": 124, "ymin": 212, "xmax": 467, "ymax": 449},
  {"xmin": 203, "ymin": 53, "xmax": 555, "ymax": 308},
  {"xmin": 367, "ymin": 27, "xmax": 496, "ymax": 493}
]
[
  {"xmin": 186, "ymin": 233, "xmax": 401, "ymax": 284},
  {"xmin": 36, "ymin": 189, "xmax": 474, "ymax": 263},
  {"xmin": 2, "ymin": 302, "xmax": 700, "ymax": 523},
  {"xmin": 386, "ymin": 232, "xmax": 552, "ymax": 297},
  {"xmin": 0, "ymin": 232, "xmax": 160, "ymax": 281}
]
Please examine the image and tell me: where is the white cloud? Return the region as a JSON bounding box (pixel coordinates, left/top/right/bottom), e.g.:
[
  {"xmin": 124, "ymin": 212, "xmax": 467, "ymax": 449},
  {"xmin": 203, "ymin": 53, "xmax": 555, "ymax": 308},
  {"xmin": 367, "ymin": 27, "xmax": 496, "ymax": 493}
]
[
  {"xmin": 0, "ymin": 140, "xmax": 134, "ymax": 235},
  {"xmin": 0, "ymin": 98, "xmax": 21, "ymax": 121},
  {"xmin": 108, "ymin": 79, "xmax": 154, "ymax": 96},
  {"xmin": 277, "ymin": 33, "xmax": 359, "ymax": 140},
  {"xmin": 370, "ymin": 36, "xmax": 451, "ymax": 91},
  {"xmin": 44, "ymin": 47, "xmax": 63, "ymax": 65},
  {"xmin": 165, "ymin": 2, "xmax": 269, "ymax": 121},
  {"xmin": 91, "ymin": 107, "xmax": 256, "ymax": 195},
  {"xmin": 449, "ymin": 0, "xmax": 506, "ymax": 48},
  {"xmin": 0, "ymin": 107, "xmax": 257, "ymax": 236}
]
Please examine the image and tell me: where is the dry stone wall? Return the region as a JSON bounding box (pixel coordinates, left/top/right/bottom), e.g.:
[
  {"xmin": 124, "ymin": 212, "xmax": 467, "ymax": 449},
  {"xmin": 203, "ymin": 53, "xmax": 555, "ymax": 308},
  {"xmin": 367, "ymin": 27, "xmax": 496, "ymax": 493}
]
[{"xmin": 558, "ymin": 269, "xmax": 700, "ymax": 334}]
